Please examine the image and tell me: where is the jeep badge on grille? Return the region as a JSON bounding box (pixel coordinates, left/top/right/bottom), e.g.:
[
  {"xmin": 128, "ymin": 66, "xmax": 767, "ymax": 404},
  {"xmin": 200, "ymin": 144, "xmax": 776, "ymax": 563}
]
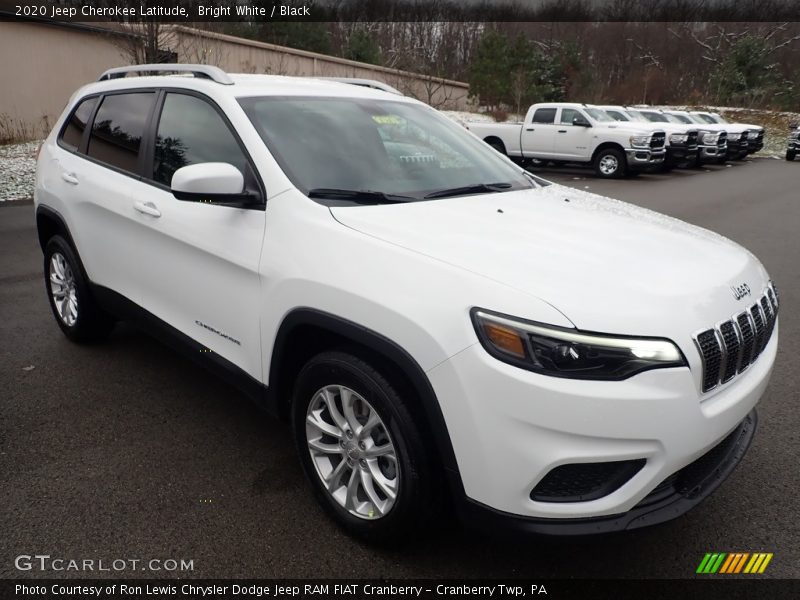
[{"xmin": 732, "ymin": 283, "xmax": 751, "ymax": 300}]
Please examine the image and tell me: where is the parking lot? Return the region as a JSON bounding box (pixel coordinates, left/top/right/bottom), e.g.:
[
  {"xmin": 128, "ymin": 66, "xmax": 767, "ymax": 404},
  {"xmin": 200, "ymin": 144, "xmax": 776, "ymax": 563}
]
[{"xmin": 1, "ymin": 157, "xmax": 798, "ymax": 579}]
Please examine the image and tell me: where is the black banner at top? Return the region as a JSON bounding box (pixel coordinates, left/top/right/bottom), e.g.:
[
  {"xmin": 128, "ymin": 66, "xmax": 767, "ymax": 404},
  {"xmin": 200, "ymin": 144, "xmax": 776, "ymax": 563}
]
[{"xmin": 3, "ymin": 0, "xmax": 800, "ymax": 23}]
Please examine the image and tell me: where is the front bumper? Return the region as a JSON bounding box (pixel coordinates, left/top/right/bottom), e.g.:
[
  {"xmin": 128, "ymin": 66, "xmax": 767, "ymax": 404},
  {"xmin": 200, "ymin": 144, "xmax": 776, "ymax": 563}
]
[
  {"xmin": 699, "ymin": 142, "xmax": 728, "ymax": 162},
  {"xmin": 428, "ymin": 328, "xmax": 776, "ymax": 532},
  {"xmin": 666, "ymin": 144, "xmax": 698, "ymax": 163},
  {"xmin": 747, "ymin": 135, "xmax": 765, "ymax": 153},
  {"xmin": 625, "ymin": 147, "xmax": 665, "ymax": 167},
  {"xmin": 726, "ymin": 138, "xmax": 750, "ymax": 159}
]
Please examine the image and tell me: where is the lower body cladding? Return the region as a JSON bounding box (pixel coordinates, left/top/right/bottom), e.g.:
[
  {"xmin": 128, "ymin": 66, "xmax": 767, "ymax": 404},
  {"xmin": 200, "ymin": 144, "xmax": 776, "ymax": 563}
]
[
  {"xmin": 625, "ymin": 147, "xmax": 665, "ymax": 168},
  {"xmin": 427, "ymin": 332, "xmax": 777, "ymax": 534},
  {"xmin": 699, "ymin": 143, "xmax": 728, "ymax": 163}
]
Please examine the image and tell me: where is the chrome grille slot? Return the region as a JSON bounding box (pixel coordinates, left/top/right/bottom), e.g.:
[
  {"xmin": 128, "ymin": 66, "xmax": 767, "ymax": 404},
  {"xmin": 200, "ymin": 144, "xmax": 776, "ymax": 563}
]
[
  {"xmin": 736, "ymin": 312, "xmax": 755, "ymax": 372},
  {"xmin": 694, "ymin": 285, "xmax": 778, "ymax": 394},
  {"xmin": 718, "ymin": 321, "xmax": 740, "ymax": 383},
  {"xmin": 650, "ymin": 132, "xmax": 666, "ymax": 149}
]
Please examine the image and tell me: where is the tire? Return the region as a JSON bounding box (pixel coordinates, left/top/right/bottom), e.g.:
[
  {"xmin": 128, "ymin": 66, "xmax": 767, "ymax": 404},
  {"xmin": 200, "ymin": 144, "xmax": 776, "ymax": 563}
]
[
  {"xmin": 486, "ymin": 139, "xmax": 506, "ymax": 155},
  {"xmin": 787, "ymin": 150, "xmax": 796, "ymax": 161},
  {"xmin": 292, "ymin": 351, "xmax": 439, "ymax": 542},
  {"xmin": 43, "ymin": 235, "xmax": 114, "ymax": 343},
  {"xmin": 593, "ymin": 148, "xmax": 626, "ymax": 178}
]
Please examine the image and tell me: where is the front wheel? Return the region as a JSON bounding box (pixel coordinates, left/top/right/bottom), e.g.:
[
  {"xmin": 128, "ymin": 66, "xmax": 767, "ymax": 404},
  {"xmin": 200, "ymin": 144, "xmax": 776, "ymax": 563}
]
[
  {"xmin": 787, "ymin": 150, "xmax": 797, "ymax": 161},
  {"xmin": 292, "ymin": 351, "xmax": 439, "ymax": 542},
  {"xmin": 594, "ymin": 148, "xmax": 627, "ymax": 178}
]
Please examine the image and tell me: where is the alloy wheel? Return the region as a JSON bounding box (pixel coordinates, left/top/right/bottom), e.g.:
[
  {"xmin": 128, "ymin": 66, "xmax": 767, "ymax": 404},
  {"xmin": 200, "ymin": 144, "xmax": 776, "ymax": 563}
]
[{"xmin": 49, "ymin": 252, "xmax": 78, "ymax": 326}]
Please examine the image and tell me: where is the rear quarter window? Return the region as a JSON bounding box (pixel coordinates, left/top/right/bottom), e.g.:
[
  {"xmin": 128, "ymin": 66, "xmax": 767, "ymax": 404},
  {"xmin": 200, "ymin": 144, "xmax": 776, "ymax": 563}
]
[{"xmin": 59, "ymin": 97, "xmax": 98, "ymax": 151}]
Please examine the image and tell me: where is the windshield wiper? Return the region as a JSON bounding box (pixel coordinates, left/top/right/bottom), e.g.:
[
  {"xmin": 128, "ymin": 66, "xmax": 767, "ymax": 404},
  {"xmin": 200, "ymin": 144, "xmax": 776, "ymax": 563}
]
[
  {"xmin": 424, "ymin": 182, "xmax": 513, "ymax": 200},
  {"xmin": 307, "ymin": 188, "xmax": 415, "ymax": 204}
]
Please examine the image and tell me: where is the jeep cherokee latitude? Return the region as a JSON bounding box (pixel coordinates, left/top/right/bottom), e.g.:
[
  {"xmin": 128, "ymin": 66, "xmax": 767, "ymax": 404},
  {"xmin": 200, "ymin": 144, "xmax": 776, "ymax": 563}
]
[{"xmin": 34, "ymin": 65, "xmax": 779, "ymax": 541}]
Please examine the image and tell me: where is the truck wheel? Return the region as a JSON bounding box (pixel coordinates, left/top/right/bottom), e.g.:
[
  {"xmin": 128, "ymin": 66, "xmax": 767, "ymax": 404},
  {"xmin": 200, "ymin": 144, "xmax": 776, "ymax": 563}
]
[
  {"xmin": 43, "ymin": 235, "xmax": 115, "ymax": 343},
  {"xmin": 485, "ymin": 139, "xmax": 506, "ymax": 155},
  {"xmin": 292, "ymin": 351, "xmax": 439, "ymax": 542},
  {"xmin": 787, "ymin": 150, "xmax": 796, "ymax": 161},
  {"xmin": 594, "ymin": 148, "xmax": 626, "ymax": 178}
]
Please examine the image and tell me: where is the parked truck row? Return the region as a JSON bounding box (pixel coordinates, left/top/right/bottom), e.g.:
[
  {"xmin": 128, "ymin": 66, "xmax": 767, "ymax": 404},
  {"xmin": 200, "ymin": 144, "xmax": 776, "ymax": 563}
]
[{"xmin": 466, "ymin": 103, "xmax": 767, "ymax": 178}]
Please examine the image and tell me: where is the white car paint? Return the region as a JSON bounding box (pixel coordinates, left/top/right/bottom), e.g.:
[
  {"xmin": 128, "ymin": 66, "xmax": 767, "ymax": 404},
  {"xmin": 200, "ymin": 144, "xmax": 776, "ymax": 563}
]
[{"xmin": 35, "ymin": 72, "xmax": 778, "ymax": 528}]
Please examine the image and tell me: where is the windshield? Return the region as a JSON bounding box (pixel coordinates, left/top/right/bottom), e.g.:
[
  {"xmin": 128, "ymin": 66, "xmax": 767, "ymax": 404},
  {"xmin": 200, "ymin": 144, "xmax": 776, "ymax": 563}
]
[
  {"xmin": 585, "ymin": 107, "xmax": 615, "ymax": 122},
  {"xmin": 695, "ymin": 113, "xmax": 717, "ymax": 124},
  {"xmin": 687, "ymin": 114, "xmax": 709, "ymax": 125},
  {"xmin": 239, "ymin": 96, "xmax": 533, "ymax": 201},
  {"xmin": 663, "ymin": 113, "xmax": 686, "ymax": 124},
  {"xmin": 668, "ymin": 113, "xmax": 693, "ymax": 124},
  {"xmin": 712, "ymin": 115, "xmax": 728, "ymax": 124},
  {"xmin": 640, "ymin": 111, "xmax": 669, "ymax": 123},
  {"xmin": 623, "ymin": 109, "xmax": 651, "ymax": 123}
]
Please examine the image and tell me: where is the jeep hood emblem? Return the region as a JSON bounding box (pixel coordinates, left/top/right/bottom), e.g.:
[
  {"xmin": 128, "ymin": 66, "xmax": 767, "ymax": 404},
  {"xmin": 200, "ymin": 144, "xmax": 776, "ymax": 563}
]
[{"xmin": 731, "ymin": 283, "xmax": 751, "ymax": 300}]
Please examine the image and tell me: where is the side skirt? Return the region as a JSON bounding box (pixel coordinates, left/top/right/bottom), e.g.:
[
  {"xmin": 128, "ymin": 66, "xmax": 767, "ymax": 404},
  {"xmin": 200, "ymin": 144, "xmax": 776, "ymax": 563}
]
[{"xmin": 90, "ymin": 284, "xmax": 275, "ymax": 416}]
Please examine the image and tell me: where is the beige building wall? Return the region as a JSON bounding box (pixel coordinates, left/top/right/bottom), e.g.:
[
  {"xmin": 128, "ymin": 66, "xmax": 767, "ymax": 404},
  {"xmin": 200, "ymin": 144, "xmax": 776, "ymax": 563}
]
[
  {"xmin": 165, "ymin": 26, "xmax": 471, "ymax": 111},
  {"xmin": 0, "ymin": 21, "xmax": 470, "ymax": 142},
  {"xmin": 0, "ymin": 21, "xmax": 129, "ymax": 141}
]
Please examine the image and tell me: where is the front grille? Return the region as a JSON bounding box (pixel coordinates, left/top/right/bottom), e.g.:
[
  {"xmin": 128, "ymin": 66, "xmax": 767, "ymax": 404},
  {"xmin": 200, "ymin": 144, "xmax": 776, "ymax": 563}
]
[
  {"xmin": 686, "ymin": 131, "xmax": 698, "ymax": 149},
  {"xmin": 650, "ymin": 132, "xmax": 666, "ymax": 149},
  {"xmin": 694, "ymin": 283, "xmax": 779, "ymax": 393},
  {"xmin": 717, "ymin": 131, "xmax": 728, "ymax": 147}
]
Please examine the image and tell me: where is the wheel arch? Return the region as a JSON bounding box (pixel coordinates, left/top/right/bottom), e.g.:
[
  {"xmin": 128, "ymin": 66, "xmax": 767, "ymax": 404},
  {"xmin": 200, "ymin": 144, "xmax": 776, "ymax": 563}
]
[
  {"xmin": 483, "ymin": 136, "xmax": 507, "ymax": 154},
  {"xmin": 36, "ymin": 205, "xmax": 75, "ymax": 253},
  {"xmin": 267, "ymin": 308, "xmax": 464, "ymax": 495},
  {"xmin": 591, "ymin": 141, "xmax": 626, "ymax": 162}
]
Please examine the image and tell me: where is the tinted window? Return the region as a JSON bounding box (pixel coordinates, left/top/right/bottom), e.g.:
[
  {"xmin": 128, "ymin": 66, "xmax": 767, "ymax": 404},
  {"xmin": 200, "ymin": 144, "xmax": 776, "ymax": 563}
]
[
  {"xmin": 88, "ymin": 93, "xmax": 154, "ymax": 173},
  {"xmin": 532, "ymin": 108, "xmax": 556, "ymax": 124},
  {"xmin": 606, "ymin": 110, "xmax": 628, "ymax": 122},
  {"xmin": 153, "ymin": 93, "xmax": 247, "ymax": 186},
  {"xmin": 560, "ymin": 108, "xmax": 582, "ymax": 124},
  {"xmin": 61, "ymin": 97, "xmax": 98, "ymax": 150}
]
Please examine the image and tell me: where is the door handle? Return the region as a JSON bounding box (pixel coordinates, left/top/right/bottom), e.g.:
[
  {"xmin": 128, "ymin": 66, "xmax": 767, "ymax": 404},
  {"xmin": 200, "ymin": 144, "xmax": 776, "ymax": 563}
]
[
  {"xmin": 61, "ymin": 172, "xmax": 79, "ymax": 185},
  {"xmin": 525, "ymin": 127, "xmax": 535, "ymax": 131},
  {"xmin": 558, "ymin": 130, "xmax": 567, "ymax": 133},
  {"xmin": 133, "ymin": 201, "xmax": 161, "ymax": 218}
]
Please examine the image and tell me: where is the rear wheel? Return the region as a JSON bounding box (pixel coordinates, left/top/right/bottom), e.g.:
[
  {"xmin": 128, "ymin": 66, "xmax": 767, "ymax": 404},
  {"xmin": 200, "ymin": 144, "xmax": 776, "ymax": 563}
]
[
  {"xmin": 43, "ymin": 236, "xmax": 114, "ymax": 343},
  {"xmin": 594, "ymin": 148, "xmax": 626, "ymax": 178},
  {"xmin": 292, "ymin": 351, "xmax": 439, "ymax": 542}
]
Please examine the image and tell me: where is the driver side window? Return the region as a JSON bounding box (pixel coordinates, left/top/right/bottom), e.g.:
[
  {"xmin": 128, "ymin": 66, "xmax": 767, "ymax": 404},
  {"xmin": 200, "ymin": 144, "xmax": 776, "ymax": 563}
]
[{"xmin": 560, "ymin": 108, "xmax": 581, "ymax": 125}]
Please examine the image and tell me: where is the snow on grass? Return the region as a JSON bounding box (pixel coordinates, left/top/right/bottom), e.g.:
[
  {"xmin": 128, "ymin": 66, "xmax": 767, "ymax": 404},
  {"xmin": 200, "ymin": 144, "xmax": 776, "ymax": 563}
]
[{"xmin": 0, "ymin": 140, "xmax": 42, "ymax": 202}]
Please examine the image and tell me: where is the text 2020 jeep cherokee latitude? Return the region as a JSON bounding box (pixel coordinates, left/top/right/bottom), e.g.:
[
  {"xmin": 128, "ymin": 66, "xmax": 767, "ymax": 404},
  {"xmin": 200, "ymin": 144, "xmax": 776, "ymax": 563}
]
[{"xmin": 34, "ymin": 65, "xmax": 779, "ymax": 541}]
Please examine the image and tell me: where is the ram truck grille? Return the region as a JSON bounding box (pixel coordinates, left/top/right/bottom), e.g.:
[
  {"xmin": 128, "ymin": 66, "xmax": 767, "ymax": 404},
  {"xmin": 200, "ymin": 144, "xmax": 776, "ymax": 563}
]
[
  {"xmin": 650, "ymin": 132, "xmax": 666, "ymax": 149},
  {"xmin": 686, "ymin": 131, "xmax": 699, "ymax": 149},
  {"xmin": 694, "ymin": 283, "xmax": 779, "ymax": 393}
]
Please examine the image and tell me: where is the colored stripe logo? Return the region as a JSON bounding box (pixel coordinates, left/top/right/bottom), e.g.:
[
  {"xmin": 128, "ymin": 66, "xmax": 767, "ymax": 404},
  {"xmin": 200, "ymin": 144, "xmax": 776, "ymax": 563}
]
[{"xmin": 696, "ymin": 552, "xmax": 773, "ymax": 574}]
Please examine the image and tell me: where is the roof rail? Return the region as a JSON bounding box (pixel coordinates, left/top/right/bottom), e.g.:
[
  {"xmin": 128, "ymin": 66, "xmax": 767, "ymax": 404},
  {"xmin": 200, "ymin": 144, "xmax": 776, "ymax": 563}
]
[
  {"xmin": 314, "ymin": 77, "xmax": 403, "ymax": 96},
  {"xmin": 98, "ymin": 64, "xmax": 234, "ymax": 85}
]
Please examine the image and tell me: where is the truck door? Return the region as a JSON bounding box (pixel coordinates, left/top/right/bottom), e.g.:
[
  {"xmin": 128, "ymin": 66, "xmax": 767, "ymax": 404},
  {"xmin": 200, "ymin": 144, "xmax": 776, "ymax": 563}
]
[
  {"xmin": 553, "ymin": 108, "xmax": 594, "ymax": 160},
  {"xmin": 520, "ymin": 107, "xmax": 557, "ymax": 158}
]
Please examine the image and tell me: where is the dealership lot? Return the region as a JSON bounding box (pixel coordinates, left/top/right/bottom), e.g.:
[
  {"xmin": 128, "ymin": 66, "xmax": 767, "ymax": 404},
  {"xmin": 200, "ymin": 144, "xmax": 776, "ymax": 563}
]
[{"xmin": 1, "ymin": 157, "xmax": 797, "ymax": 579}]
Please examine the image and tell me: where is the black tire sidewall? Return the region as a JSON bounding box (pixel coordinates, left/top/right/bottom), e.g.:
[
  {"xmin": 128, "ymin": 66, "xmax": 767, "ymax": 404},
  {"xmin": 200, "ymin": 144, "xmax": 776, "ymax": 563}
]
[
  {"xmin": 291, "ymin": 351, "xmax": 433, "ymax": 542},
  {"xmin": 43, "ymin": 235, "xmax": 110, "ymax": 342},
  {"xmin": 595, "ymin": 148, "xmax": 626, "ymax": 178}
]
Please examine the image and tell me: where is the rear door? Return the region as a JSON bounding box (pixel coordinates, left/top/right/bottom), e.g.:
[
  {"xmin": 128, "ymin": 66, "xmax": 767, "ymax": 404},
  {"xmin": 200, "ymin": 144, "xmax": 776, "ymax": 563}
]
[
  {"xmin": 52, "ymin": 91, "xmax": 158, "ymax": 305},
  {"xmin": 553, "ymin": 107, "xmax": 594, "ymax": 160},
  {"xmin": 520, "ymin": 107, "xmax": 557, "ymax": 157},
  {"xmin": 125, "ymin": 90, "xmax": 267, "ymax": 380}
]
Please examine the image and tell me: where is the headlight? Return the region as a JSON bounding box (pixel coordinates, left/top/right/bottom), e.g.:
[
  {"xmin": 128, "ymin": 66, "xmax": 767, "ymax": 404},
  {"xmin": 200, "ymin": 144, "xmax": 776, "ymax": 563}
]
[
  {"xmin": 629, "ymin": 135, "xmax": 650, "ymax": 148},
  {"xmin": 747, "ymin": 131, "xmax": 760, "ymax": 139},
  {"xmin": 728, "ymin": 133, "xmax": 741, "ymax": 141},
  {"xmin": 701, "ymin": 132, "xmax": 719, "ymax": 144},
  {"xmin": 472, "ymin": 309, "xmax": 687, "ymax": 380},
  {"xmin": 669, "ymin": 133, "xmax": 688, "ymax": 144}
]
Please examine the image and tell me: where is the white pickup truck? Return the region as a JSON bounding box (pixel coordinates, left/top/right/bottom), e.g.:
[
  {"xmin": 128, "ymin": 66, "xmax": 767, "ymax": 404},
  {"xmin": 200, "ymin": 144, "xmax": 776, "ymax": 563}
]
[{"xmin": 466, "ymin": 102, "xmax": 666, "ymax": 178}]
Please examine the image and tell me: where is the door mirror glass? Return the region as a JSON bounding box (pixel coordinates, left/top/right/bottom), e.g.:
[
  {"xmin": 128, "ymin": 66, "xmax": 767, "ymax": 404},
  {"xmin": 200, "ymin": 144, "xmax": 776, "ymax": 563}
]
[
  {"xmin": 171, "ymin": 163, "xmax": 253, "ymax": 204},
  {"xmin": 572, "ymin": 116, "xmax": 591, "ymax": 127}
]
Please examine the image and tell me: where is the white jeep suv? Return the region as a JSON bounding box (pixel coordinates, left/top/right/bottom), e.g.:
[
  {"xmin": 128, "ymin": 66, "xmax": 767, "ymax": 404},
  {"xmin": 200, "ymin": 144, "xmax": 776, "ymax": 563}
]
[{"xmin": 35, "ymin": 65, "xmax": 779, "ymax": 541}]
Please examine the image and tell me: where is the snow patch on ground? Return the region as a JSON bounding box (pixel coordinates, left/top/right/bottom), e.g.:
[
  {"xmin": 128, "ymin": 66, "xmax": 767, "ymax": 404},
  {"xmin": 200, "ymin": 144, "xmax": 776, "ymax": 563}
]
[{"xmin": 0, "ymin": 140, "xmax": 42, "ymax": 202}]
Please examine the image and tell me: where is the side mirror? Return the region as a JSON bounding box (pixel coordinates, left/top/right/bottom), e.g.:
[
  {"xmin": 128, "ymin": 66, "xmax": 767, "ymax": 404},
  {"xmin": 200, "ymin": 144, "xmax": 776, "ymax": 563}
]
[
  {"xmin": 171, "ymin": 163, "xmax": 256, "ymax": 205},
  {"xmin": 572, "ymin": 116, "xmax": 591, "ymax": 127}
]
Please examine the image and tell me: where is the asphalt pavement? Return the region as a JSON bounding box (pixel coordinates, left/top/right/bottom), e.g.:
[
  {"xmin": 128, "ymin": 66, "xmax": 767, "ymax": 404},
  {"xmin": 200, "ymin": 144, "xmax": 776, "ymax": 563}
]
[{"xmin": 1, "ymin": 157, "xmax": 798, "ymax": 579}]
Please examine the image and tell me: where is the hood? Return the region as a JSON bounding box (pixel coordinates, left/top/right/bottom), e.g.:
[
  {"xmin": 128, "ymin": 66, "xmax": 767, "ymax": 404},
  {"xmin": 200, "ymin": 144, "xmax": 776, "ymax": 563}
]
[
  {"xmin": 598, "ymin": 124, "xmax": 661, "ymax": 136},
  {"xmin": 330, "ymin": 185, "xmax": 768, "ymax": 337}
]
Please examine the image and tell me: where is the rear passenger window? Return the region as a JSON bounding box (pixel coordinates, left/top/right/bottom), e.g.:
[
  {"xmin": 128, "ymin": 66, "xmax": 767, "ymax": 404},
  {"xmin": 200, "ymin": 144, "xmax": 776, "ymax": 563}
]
[
  {"xmin": 60, "ymin": 97, "xmax": 98, "ymax": 151},
  {"xmin": 87, "ymin": 93, "xmax": 155, "ymax": 173},
  {"xmin": 152, "ymin": 93, "xmax": 248, "ymax": 187},
  {"xmin": 532, "ymin": 108, "xmax": 556, "ymax": 124}
]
